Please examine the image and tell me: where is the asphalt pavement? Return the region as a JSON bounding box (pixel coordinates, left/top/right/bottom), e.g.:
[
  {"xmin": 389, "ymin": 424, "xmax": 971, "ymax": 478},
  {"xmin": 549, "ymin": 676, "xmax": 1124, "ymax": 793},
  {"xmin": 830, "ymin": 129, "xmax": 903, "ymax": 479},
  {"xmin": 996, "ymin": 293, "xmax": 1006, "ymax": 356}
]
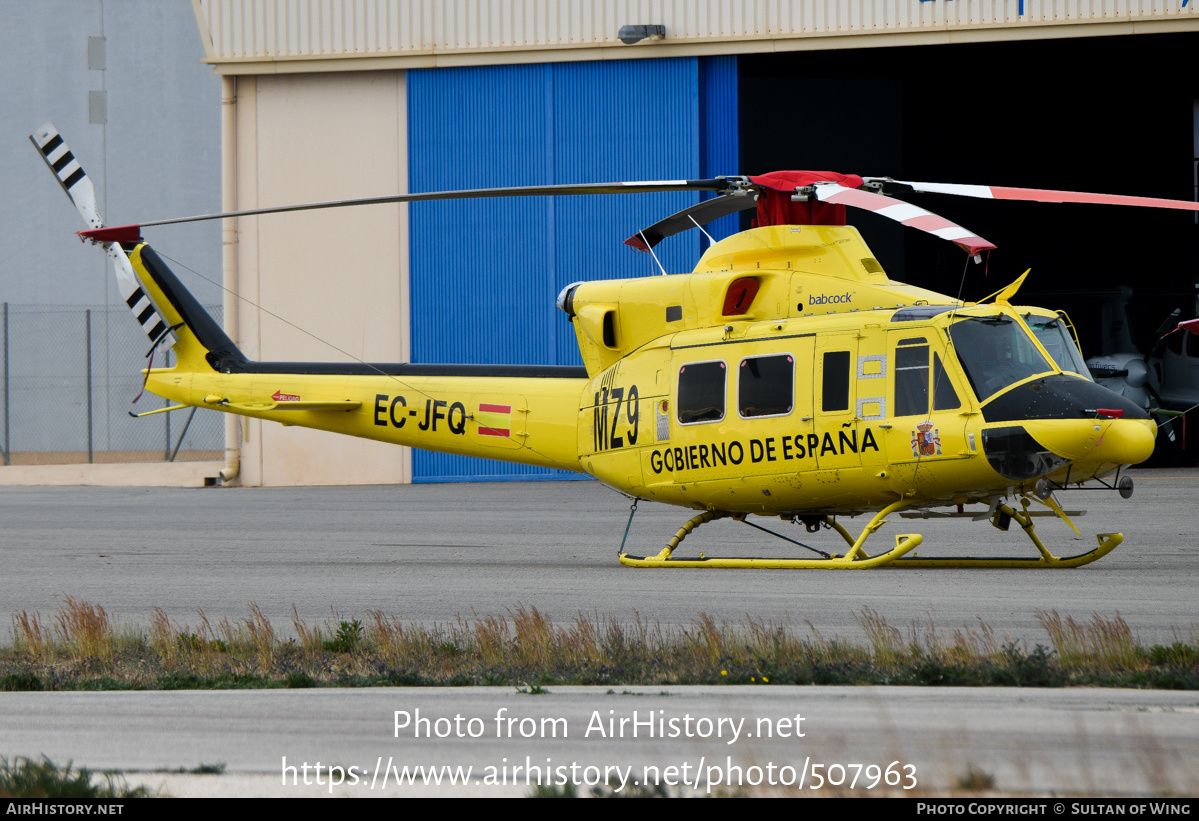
[
  {"xmin": 0, "ymin": 469, "xmax": 1196, "ymax": 645},
  {"xmin": 1, "ymin": 470, "xmax": 1198, "ymax": 798}
]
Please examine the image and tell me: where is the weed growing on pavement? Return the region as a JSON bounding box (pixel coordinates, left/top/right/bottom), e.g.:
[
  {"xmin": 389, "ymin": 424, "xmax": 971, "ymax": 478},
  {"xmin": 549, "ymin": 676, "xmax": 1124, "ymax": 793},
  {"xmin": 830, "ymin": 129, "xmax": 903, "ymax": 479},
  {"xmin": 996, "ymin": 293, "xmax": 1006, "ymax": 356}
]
[
  {"xmin": 0, "ymin": 756, "xmax": 152, "ymax": 799},
  {"xmin": 2, "ymin": 599, "xmax": 1197, "ymax": 691}
]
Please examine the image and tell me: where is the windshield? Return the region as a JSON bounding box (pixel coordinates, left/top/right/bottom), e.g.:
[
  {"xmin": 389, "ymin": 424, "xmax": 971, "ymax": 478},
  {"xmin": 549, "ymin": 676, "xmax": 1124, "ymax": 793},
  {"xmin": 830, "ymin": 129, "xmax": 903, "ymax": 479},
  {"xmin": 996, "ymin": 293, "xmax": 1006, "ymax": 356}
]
[
  {"xmin": 1024, "ymin": 314, "xmax": 1092, "ymax": 380},
  {"xmin": 947, "ymin": 316, "xmax": 1054, "ymax": 401}
]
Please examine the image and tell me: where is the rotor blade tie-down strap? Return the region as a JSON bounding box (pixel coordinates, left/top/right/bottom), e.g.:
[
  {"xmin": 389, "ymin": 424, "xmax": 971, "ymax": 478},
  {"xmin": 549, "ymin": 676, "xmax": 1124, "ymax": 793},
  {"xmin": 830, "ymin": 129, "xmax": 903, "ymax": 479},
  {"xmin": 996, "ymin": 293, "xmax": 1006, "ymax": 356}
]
[{"xmin": 619, "ymin": 498, "xmax": 641, "ymax": 556}]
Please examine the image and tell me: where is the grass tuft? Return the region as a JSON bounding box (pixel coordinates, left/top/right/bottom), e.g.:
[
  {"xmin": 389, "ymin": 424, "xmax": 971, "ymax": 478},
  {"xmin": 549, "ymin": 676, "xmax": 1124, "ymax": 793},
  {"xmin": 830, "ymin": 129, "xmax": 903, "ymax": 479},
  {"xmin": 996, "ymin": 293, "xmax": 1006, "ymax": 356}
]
[
  {"xmin": 1037, "ymin": 610, "xmax": 1145, "ymax": 670},
  {"xmin": 856, "ymin": 606, "xmax": 905, "ymax": 668},
  {"xmin": 243, "ymin": 602, "xmax": 276, "ymax": 665},
  {"xmin": 12, "ymin": 611, "xmax": 47, "ymax": 657},
  {"xmin": 54, "ymin": 597, "xmax": 114, "ymax": 662},
  {"xmin": 190, "ymin": 763, "xmax": 226, "ymax": 775},
  {"xmin": 955, "ymin": 764, "xmax": 997, "ymax": 792},
  {"xmin": 292, "ymin": 606, "xmax": 326, "ymax": 657},
  {"xmin": 528, "ymin": 781, "xmax": 578, "ymax": 798},
  {"xmin": 0, "ymin": 756, "xmax": 152, "ymax": 799}
]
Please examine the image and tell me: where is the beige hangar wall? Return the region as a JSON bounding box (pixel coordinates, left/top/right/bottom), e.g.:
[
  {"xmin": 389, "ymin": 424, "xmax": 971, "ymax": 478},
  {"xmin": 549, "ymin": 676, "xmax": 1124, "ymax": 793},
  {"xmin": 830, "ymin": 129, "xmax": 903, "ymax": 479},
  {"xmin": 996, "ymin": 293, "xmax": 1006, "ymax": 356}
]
[{"xmin": 230, "ymin": 71, "xmax": 411, "ymax": 486}]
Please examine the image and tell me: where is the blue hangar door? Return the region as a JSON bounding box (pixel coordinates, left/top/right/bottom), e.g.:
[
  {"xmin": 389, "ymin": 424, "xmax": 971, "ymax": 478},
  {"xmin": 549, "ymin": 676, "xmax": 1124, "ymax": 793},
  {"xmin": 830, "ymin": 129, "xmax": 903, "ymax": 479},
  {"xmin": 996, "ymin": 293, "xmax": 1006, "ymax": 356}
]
[{"xmin": 408, "ymin": 56, "xmax": 738, "ymax": 482}]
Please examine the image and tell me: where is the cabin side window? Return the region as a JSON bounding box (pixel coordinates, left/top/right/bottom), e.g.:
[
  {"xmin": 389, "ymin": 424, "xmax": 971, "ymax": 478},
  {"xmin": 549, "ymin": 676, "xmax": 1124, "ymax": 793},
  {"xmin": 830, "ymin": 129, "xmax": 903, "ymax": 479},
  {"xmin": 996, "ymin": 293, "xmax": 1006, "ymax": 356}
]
[
  {"xmin": 821, "ymin": 351, "xmax": 851, "ymax": 412},
  {"xmin": 677, "ymin": 360, "xmax": 726, "ymax": 424},
  {"xmin": 895, "ymin": 339, "xmax": 962, "ymax": 417},
  {"xmin": 895, "ymin": 342, "xmax": 930, "ymax": 417},
  {"xmin": 739, "ymin": 354, "xmax": 794, "ymax": 418}
]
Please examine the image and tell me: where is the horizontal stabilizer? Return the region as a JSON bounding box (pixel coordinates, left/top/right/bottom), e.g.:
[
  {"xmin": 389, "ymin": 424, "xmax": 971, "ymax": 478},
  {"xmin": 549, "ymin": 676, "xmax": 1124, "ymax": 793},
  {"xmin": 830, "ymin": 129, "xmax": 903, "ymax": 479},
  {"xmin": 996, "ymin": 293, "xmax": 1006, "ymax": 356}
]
[{"xmin": 213, "ymin": 398, "xmax": 363, "ymax": 412}]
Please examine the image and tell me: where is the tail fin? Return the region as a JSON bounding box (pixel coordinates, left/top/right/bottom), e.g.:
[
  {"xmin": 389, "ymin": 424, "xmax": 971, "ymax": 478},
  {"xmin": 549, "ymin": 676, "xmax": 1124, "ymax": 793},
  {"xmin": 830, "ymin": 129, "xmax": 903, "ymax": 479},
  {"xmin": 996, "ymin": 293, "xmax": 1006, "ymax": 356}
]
[
  {"xmin": 31, "ymin": 123, "xmax": 179, "ymax": 355},
  {"xmin": 126, "ymin": 243, "xmax": 245, "ymax": 373}
]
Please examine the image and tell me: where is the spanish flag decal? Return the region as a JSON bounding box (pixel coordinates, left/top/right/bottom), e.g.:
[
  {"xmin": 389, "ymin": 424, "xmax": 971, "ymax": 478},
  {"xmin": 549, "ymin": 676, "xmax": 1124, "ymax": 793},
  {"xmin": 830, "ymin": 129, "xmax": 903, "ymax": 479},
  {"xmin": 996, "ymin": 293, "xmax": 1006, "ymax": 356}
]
[{"xmin": 477, "ymin": 403, "xmax": 512, "ymax": 437}]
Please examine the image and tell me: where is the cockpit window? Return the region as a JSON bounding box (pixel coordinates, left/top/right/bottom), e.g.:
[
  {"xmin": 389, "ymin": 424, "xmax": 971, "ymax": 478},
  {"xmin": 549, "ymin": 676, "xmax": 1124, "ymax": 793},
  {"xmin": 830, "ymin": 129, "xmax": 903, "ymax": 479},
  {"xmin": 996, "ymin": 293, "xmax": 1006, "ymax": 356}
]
[
  {"xmin": 932, "ymin": 353, "xmax": 961, "ymax": 411},
  {"xmin": 1024, "ymin": 315, "xmax": 1092, "ymax": 380},
  {"xmin": 947, "ymin": 317, "xmax": 1053, "ymax": 402}
]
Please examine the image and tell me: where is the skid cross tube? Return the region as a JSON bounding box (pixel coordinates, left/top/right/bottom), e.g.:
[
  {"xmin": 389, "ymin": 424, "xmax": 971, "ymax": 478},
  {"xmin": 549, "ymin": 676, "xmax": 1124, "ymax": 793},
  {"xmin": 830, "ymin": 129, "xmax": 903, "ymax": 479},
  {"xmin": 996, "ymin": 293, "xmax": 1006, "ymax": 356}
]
[
  {"xmin": 619, "ymin": 500, "xmax": 922, "ymax": 568},
  {"xmin": 737, "ymin": 517, "xmax": 830, "ymax": 558}
]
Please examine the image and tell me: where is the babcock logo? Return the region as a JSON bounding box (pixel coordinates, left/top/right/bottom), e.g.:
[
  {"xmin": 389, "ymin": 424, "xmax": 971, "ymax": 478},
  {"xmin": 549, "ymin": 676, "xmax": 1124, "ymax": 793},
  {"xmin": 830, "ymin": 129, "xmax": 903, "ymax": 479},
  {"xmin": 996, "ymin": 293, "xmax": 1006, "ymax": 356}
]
[{"xmin": 809, "ymin": 292, "xmax": 854, "ymax": 305}]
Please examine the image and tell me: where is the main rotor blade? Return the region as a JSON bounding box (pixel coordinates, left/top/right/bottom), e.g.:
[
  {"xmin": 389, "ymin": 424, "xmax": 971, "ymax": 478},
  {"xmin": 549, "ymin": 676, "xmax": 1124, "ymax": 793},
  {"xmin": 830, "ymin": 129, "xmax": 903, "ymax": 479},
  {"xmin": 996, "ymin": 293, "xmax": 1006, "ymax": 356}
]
[
  {"xmin": 814, "ymin": 184, "xmax": 996, "ymax": 256},
  {"xmin": 882, "ymin": 179, "xmax": 1199, "ymax": 212},
  {"xmin": 624, "ymin": 193, "xmax": 759, "ymax": 252},
  {"xmin": 134, "ymin": 179, "xmax": 732, "ymax": 230}
]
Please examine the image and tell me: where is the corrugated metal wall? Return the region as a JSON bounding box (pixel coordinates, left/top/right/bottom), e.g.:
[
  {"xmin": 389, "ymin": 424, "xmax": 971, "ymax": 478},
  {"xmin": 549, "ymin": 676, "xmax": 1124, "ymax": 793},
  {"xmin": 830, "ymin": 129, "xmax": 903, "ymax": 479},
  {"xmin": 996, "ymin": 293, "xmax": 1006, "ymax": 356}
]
[
  {"xmin": 198, "ymin": 0, "xmax": 1199, "ymax": 64},
  {"xmin": 699, "ymin": 55, "xmax": 739, "ymax": 246},
  {"xmin": 408, "ymin": 55, "xmax": 737, "ymax": 481}
]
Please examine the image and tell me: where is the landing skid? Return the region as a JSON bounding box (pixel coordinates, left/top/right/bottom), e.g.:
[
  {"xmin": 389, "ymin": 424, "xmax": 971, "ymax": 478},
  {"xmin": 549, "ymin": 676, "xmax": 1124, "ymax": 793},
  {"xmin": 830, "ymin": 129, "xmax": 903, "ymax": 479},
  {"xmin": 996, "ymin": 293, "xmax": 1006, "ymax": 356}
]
[
  {"xmin": 886, "ymin": 499, "xmax": 1122, "ymax": 568},
  {"xmin": 617, "ymin": 497, "xmax": 1121, "ymax": 569}
]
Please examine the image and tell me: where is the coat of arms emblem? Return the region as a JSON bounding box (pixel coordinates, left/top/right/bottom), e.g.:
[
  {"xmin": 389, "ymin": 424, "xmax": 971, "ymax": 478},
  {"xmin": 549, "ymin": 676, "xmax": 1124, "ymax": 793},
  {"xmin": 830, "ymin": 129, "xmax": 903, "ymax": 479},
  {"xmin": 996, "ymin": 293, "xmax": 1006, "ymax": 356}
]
[{"xmin": 911, "ymin": 421, "xmax": 942, "ymax": 457}]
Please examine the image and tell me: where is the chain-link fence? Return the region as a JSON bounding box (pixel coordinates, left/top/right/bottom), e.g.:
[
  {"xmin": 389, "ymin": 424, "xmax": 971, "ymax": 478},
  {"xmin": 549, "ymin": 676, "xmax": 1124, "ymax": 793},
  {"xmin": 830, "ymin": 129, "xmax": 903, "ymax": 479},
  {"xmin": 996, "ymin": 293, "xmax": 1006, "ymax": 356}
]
[{"xmin": 0, "ymin": 303, "xmax": 224, "ymax": 466}]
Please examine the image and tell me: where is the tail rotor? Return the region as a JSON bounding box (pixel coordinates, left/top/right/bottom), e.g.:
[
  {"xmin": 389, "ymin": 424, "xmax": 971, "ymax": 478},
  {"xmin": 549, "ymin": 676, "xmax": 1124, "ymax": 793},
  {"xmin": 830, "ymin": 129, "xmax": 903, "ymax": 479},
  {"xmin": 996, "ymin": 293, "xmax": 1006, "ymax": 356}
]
[{"xmin": 31, "ymin": 123, "xmax": 178, "ymax": 354}]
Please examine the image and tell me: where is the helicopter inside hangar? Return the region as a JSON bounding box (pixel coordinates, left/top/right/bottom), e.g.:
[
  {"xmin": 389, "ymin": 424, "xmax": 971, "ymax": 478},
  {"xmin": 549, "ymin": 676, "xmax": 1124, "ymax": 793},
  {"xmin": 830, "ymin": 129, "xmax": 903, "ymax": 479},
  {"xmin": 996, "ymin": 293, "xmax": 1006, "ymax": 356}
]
[
  {"xmin": 737, "ymin": 39, "xmax": 1199, "ymax": 375},
  {"xmin": 391, "ymin": 35, "xmax": 1199, "ymax": 485}
]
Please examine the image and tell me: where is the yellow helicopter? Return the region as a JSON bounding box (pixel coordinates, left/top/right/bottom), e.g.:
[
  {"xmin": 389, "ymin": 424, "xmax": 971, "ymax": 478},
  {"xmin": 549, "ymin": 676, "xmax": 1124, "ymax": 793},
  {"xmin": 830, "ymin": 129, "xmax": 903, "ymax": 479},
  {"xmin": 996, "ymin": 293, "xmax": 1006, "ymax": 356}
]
[{"xmin": 33, "ymin": 125, "xmax": 1199, "ymax": 570}]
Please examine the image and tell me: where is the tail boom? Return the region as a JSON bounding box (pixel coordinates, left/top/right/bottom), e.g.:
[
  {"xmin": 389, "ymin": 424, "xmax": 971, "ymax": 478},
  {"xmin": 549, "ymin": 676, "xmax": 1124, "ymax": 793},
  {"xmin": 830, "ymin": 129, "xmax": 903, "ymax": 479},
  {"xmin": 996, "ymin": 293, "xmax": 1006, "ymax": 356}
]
[
  {"xmin": 146, "ymin": 367, "xmax": 586, "ymax": 472},
  {"xmin": 126, "ymin": 244, "xmax": 585, "ymax": 472}
]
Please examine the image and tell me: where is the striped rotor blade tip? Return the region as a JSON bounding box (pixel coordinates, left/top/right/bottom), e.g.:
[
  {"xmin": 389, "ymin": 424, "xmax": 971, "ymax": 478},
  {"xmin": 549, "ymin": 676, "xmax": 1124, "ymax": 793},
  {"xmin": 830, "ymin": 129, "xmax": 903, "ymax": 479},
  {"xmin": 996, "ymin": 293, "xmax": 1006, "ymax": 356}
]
[
  {"xmin": 895, "ymin": 179, "xmax": 1199, "ymax": 212},
  {"xmin": 815, "ymin": 184, "xmax": 995, "ymax": 256},
  {"xmin": 31, "ymin": 123, "xmax": 102, "ymax": 229}
]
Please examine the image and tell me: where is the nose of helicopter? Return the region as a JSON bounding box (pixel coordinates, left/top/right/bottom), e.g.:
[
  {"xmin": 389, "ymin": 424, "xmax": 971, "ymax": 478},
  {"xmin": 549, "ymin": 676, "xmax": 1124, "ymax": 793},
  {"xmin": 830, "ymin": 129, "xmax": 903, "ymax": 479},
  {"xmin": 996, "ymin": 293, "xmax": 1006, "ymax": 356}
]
[
  {"xmin": 979, "ymin": 375, "xmax": 1158, "ymax": 474},
  {"xmin": 1027, "ymin": 417, "xmax": 1157, "ymax": 466},
  {"xmin": 1088, "ymin": 417, "xmax": 1157, "ymax": 465}
]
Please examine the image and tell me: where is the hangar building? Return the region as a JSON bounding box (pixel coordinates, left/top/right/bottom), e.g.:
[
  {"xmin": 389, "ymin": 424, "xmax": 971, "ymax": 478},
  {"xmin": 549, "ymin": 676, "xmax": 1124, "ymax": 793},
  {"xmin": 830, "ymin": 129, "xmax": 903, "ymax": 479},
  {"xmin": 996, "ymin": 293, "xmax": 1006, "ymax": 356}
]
[
  {"xmin": 5, "ymin": 1, "xmax": 1198, "ymax": 486},
  {"xmin": 194, "ymin": 0, "xmax": 1199, "ymax": 486}
]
